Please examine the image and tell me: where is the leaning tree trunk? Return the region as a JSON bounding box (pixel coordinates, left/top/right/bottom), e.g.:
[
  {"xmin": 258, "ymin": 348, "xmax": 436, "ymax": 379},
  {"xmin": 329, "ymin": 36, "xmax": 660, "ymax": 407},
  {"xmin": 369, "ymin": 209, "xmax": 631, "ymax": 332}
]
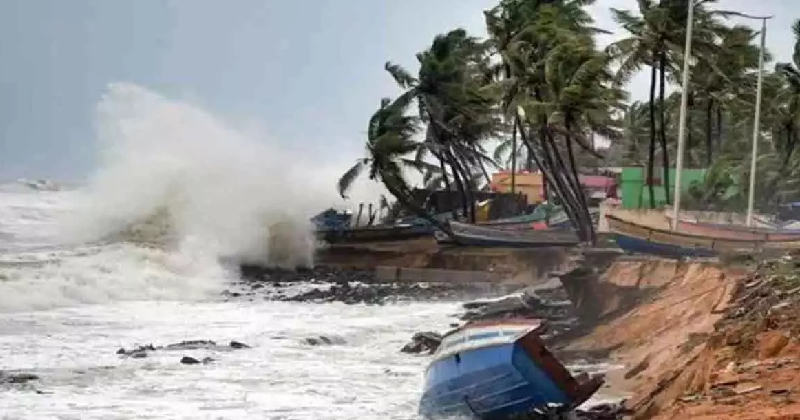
[
  {"xmin": 705, "ymin": 99, "xmax": 714, "ymax": 166},
  {"xmin": 565, "ymin": 118, "xmax": 596, "ymax": 244},
  {"xmin": 355, "ymin": 203, "xmax": 364, "ymax": 227},
  {"xmin": 436, "ymin": 154, "xmax": 457, "ymax": 220},
  {"xmin": 446, "ymin": 152, "xmax": 471, "ymax": 223},
  {"xmin": 647, "ymin": 62, "xmax": 658, "ymax": 209},
  {"xmin": 450, "ymin": 152, "xmax": 478, "ymax": 223},
  {"xmin": 516, "ymin": 113, "xmax": 583, "ymax": 239},
  {"xmin": 687, "ymin": 94, "xmax": 694, "ymax": 166},
  {"xmin": 659, "ymin": 53, "xmax": 671, "ymax": 205},
  {"xmin": 537, "ymin": 122, "xmax": 587, "ymax": 240},
  {"xmin": 511, "ymin": 120, "xmax": 517, "ymax": 194},
  {"xmin": 541, "ymin": 128, "xmax": 589, "ymax": 241},
  {"xmin": 715, "ymin": 106, "xmax": 723, "ymax": 152}
]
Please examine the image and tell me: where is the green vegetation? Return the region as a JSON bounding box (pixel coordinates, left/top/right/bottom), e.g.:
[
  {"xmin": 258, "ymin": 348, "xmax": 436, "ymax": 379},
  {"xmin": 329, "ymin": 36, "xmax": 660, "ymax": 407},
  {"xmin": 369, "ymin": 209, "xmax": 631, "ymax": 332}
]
[{"xmin": 338, "ymin": 0, "xmax": 800, "ymax": 243}]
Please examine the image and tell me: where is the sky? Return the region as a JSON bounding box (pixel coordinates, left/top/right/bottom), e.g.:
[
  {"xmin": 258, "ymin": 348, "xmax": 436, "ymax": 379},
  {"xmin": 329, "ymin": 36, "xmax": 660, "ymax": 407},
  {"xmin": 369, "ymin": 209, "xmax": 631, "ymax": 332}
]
[{"xmin": 0, "ymin": 0, "xmax": 797, "ymax": 182}]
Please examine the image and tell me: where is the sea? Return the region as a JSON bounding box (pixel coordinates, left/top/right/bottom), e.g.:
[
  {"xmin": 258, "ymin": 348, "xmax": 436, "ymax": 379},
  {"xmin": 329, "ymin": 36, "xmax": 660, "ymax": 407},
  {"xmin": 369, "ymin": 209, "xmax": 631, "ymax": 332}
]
[{"xmin": 0, "ymin": 83, "xmax": 615, "ymax": 420}]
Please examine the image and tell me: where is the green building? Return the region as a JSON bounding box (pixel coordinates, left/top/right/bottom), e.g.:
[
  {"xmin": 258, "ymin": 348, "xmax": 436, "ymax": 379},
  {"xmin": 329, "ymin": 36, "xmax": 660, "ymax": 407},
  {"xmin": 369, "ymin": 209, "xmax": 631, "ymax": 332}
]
[{"xmin": 620, "ymin": 167, "xmax": 707, "ymax": 209}]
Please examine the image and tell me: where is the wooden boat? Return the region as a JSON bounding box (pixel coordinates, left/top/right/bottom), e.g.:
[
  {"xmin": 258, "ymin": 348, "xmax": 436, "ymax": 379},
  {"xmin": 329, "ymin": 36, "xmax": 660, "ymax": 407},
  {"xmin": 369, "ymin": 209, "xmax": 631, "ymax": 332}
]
[
  {"xmin": 316, "ymin": 223, "xmax": 433, "ymax": 244},
  {"xmin": 606, "ymin": 215, "xmax": 800, "ymax": 258},
  {"xmin": 672, "ymin": 218, "xmax": 800, "ymax": 241},
  {"xmin": 477, "ymin": 209, "xmax": 600, "ymax": 232},
  {"xmin": 418, "ymin": 319, "xmax": 603, "ymax": 419},
  {"xmin": 439, "ymin": 221, "xmax": 580, "ymax": 248}
]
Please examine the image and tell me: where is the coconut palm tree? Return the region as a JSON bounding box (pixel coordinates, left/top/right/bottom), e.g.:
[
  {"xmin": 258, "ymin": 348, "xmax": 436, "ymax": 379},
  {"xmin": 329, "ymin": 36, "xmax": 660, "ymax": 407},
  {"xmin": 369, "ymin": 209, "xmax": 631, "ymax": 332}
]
[
  {"xmin": 609, "ymin": 0, "xmax": 725, "ymax": 206},
  {"xmin": 337, "ymin": 98, "xmax": 447, "ymax": 232},
  {"xmin": 484, "ymin": 0, "xmax": 618, "ymax": 242},
  {"xmin": 385, "ymin": 28, "xmax": 501, "ymax": 222}
]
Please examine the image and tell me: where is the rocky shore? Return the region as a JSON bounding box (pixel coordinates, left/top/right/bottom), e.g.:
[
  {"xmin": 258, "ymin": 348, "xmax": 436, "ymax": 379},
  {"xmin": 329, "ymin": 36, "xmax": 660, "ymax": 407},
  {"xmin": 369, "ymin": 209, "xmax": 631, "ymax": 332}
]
[{"xmin": 232, "ymin": 265, "xmax": 500, "ymax": 304}]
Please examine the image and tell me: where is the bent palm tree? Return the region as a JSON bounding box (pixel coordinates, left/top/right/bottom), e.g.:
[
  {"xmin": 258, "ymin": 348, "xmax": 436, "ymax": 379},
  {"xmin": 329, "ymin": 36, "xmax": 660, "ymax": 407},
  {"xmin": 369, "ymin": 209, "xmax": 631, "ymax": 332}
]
[{"xmin": 337, "ymin": 98, "xmax": 447, "ymax": 232}]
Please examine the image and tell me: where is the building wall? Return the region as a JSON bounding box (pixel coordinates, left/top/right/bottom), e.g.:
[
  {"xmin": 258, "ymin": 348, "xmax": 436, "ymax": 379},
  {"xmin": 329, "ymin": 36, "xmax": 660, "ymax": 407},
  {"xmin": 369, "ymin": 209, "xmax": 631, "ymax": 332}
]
[
  {"xmin": 621, "ymin": 167, "xmax": 707, "ymax": 209},
  {"xmin": 491, "ymin": 171, "xmax": 544, "ymax": 205}
]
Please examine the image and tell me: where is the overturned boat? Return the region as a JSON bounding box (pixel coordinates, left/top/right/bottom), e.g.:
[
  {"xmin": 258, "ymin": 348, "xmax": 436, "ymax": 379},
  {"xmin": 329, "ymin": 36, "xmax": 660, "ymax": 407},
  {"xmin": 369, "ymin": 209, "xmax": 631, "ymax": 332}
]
[{"xmin": 419, "ymin": 319, "xmax": 603, "ymax": 419}]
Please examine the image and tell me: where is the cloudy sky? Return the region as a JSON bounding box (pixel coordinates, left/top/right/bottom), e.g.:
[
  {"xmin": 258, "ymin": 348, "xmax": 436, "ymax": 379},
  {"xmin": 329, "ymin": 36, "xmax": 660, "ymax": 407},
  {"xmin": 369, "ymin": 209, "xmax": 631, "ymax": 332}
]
[{"xmin": 0, "ymin": 0, "xmax": 795, "ymax": 182}]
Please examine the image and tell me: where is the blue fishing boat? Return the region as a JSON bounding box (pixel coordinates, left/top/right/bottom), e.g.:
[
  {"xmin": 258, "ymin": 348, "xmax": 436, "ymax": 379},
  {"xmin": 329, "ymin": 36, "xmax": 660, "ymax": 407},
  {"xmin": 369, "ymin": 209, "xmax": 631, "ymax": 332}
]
[
  {"xmin": 419, "ymin": 320, "xmax": 603, "ymax": 419},
  {"xmin": 605, "ymin": 215, "xmax": 800, "ymax": 258}
]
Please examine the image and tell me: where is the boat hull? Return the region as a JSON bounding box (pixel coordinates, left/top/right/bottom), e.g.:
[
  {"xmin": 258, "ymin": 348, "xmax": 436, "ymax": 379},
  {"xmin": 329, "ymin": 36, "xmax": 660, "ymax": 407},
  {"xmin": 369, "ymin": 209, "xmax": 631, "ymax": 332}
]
[
  {"xmin": 419, "ymin": 321, "xmax": 602, "ymax": 420},
  {"xmin": 676, "ymin": 220, "xmax": 800, "ymax": 241},
  {"xmin": 606, "ymin": 215, "xmax": 800, "ymax": 258},
  {"xmin": 445, "ymin": 221, "xmax": 580, "ymax": 248},
  {"xmin": 614, "ymin": 231, "xmax": 717, "ymax": 258},
  {"xmin": 316, "ymin": 225, "xmax": 432, "ymax": 244}
]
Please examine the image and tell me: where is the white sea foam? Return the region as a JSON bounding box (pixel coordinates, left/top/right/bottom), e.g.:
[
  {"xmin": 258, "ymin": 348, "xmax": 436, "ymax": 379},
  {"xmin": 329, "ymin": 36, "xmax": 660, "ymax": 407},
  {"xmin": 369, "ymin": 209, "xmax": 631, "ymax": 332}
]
[{"xmin": 58, "ymin": 82, "xmax": 339, "ymax": 269}]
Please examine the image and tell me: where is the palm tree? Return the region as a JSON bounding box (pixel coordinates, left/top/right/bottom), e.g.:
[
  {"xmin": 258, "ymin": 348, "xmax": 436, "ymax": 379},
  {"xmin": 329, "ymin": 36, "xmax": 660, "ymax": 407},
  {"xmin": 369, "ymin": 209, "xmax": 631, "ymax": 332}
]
[
  {"xmin": 691, "ymin": 25, "xmax": 761, "ymax": 165},
  {"xmin": 485, "ymin": 0, "xmax": 617, "ymax": 243},
  {"xmin": 337, "ymin": 98, "xmax": 447, "ymax": 232},
  {"xmin": 609, "ymin": 0, "xmax": 724, "ymax": 207},
  {"xmin": 385, "ymin": 28, "xmax": 501, "ymax": 223}
]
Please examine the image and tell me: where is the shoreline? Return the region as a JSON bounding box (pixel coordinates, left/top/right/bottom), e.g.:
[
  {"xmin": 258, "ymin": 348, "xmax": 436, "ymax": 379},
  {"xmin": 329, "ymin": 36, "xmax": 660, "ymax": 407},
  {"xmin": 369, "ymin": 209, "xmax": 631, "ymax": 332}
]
[{"xmin": 235, "ymin": 239, "xmax": 796, "ymax": 420}]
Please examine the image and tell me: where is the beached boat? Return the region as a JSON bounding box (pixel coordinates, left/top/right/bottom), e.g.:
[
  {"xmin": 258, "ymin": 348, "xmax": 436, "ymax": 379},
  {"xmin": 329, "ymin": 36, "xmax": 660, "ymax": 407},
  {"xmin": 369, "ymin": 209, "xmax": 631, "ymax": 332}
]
[
  {"xmin": 438, "ymin": 221, "xmax": 580, "ymax": 248},
  {"xmin": 419, "ymin": 319, "xmax": 603, "ymax": 419},
  {"xmin": 606, "ymin": 215, "xmax": 800, "ymax": 258},
  {"xmin": 672, "ymin": 218, "xmax": 800, "ymax": 241},
  {"xmin": 316, "ymin": 223, "xmax": 432, "ymax": 244}
]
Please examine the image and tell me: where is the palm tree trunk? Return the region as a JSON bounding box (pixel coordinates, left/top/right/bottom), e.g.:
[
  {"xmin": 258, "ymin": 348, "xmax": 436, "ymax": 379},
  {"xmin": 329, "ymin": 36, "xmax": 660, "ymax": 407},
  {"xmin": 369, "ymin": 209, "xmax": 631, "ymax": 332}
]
[
  {"xmin": 715, "ymin": 106, "xmax": 723, "ymax": 152},
  {"xmin": 355, "ymin": 203, "xmax": 364, "ymax": 227},
  {"xmin": 516, "ymin": 113, "xmax": 583, "ymax": 238},
  {"xmin": 450, "ymin": 153, "xmax": 477, "ymax": 223},
  {"xmin": 659, "ymin": 53, "xmax": 670, "ymax": 205},
  {"xmin": 565, "ymin": 118, "xmax": 595, "ymax": 244},
  {"xmin": 537, "ymin": 123, "xmax": 587, "ymax": 241},
  {"xmin": 469, "ymin": 145, "xmax": 492, "ymax": 189},
  {"xmin": 647, "ymin": 62, "xmax": 658, "ymax": 209},
  {"xmin": 446, "ymin": 154, "xmax": 470, "ymax": 222},
  {"xmin": 705, "ymin": 99, "xmax": 713, "ymax": 166},
  {"xmin": 510, "ymin": 120, "xmax": 517, "ymax": 194},
  {"xmin": 436, "ymin": 155, "xmax": 458, "ymax": 219}
]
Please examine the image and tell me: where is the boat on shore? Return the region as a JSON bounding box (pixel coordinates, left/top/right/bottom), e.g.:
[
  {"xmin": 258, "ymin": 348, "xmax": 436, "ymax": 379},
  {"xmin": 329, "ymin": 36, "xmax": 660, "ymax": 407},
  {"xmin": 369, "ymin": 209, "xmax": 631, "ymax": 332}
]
[
  {"xmin": 438, "ymin": 221, "xmax": 580, "ymax": 248},
  {"xmin": 606, "ymin": 214, "xmax": 800, "ymax": 258},
  {"xmin": 316, "ymin": 223, "xmax": 433, "ymax": 244},
  {"xmin": 419, "ymin": 319, "xmax": 604, "ymax": 419},
  {"xmin": 671, "ymin": 218, "xmax": 800, "ymax": 241}
]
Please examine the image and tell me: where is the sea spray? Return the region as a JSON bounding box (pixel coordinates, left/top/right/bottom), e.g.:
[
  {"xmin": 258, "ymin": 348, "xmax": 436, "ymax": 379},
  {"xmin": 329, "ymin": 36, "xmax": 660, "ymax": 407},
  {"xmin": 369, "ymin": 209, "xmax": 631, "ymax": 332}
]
[
  {"xmin": 60, "ymin": 82, "xmax": 337, "ymax": 268},
  {"xmin": 0, "ymin": 82, "xmax": 382, "ymax": 312}
]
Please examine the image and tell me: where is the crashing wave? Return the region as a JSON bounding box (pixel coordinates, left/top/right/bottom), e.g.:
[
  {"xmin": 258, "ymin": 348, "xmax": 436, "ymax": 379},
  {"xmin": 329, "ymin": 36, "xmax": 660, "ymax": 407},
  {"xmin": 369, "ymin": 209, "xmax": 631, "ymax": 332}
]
[{"xmin": 17, "ymin": 178, "xmax": 61, "ymax": 191}]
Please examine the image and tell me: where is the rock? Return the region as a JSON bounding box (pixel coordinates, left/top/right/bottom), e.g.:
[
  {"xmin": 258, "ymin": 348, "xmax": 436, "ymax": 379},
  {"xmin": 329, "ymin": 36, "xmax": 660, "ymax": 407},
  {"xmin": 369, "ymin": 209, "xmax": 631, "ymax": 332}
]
[
  {"xmin": 180, "ymin": 356, "xmax": 201, "ymax": 365},
  {"xmin": 180, "ymin": 356, "xmax": 214, "ymax": 365},
  {"xmin": 165, "ymin": 340, "xmax": 217, "ymax": 350},
  {"xmin": 229, "ymin": 340, "xmax": 250, "ymax": 349},
  {"xmin": 1, "ymin": 372, "xmax": 39, "ymax": 384},
  {"xmin": 304, "ymin": 335, "xmax": 346, "ymax": 346},
  {"xmin": 401, "ymin": 331, "xmax": 442, "ymax": 354},
  {"xmin": 118, "ymin": 339, "xmax": 250, "ymax": 359},
  {"xmin": 117, "ymin": 344, "xmax": 156, "ymax": 357},
  {"xmin": 233, "ymin": 265, "xmax": 479, "ymax": 304}
]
